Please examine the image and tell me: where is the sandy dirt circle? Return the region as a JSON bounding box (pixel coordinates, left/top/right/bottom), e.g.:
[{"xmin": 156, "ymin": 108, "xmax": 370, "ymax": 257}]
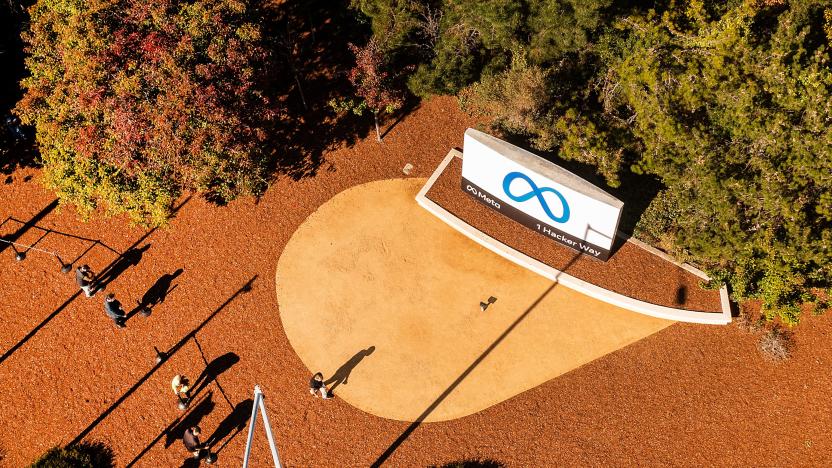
[{"xmin": 276, "ymin": 178, "xmax": 673, "ymax": 422}]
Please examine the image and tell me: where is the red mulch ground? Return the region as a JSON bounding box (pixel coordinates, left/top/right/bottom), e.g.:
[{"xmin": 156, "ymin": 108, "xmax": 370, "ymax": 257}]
[
  {"xmin": 425, "ymin": 156, "xmax": 722, "ymax": 312},
  {"xmin": 1, "ymin": 96, "xmax": 831, "ymax": 467}
]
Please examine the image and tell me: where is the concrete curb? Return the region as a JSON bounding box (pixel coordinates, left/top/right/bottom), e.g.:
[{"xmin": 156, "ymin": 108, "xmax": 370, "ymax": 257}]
[{"xmin": 417, "ymin": 150, "xmax": 731, "ymax": 325}]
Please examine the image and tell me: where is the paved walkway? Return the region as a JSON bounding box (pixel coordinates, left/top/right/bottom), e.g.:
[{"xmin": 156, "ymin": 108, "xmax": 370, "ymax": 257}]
[{"xmin": 276, "ymin": 178, "xmax": 673, "ymax": 422}]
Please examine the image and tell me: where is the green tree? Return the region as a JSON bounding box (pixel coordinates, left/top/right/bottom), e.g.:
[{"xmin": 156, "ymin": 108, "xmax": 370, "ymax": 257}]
[
  {"xmin": 350, "ymin": 0, "xmax": 423, "ymax": 49},
  {"xmin": 460, "ymin": 46, "xmax": 628, "ymax": 186},
  {"xmin": 16, "ymin": 0, "xmax": 276, "ymax": 225},
  {"xmin": 460, "ymin": 50, "xmax": 555, "ymax": 146},
  {"xmin": 600, "ymin": 0, "xmax": 832, "ymax": 323},
  {"xmin": 353, "ymin": 0, "xmax": 613, "ymax": 96},
  {"xmin": 527, "ymin": 0, "xmax": 612, "ymax": 63}
]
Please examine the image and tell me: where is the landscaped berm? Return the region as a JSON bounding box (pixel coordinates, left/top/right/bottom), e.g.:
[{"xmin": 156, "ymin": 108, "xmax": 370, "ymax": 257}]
[
  {"xmin": 2, "ymin": 97, "xmax": 832, "ymax": 467},
  {"xmin": 276, "ymin": 178, "xmax": 673, "ymax": 422}
]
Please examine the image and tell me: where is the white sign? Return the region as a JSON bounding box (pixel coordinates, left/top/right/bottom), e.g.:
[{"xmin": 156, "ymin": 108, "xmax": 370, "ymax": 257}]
[{"xmin": 461, "ymin": 128, "xmax": 623, "ymax": 260}]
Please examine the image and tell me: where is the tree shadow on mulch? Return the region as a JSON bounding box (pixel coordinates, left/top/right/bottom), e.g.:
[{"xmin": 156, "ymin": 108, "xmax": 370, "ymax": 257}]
[
  {"xmin": 0, "ymin": 2, "xmax": 38, "ymax": 181},
  {"xmin": 30, "ymin": 441, "xmax": 115, "ymax": 468},
  {"xmin": 260, "ymin": 0, "xmax": 411, "ymax": 182}
]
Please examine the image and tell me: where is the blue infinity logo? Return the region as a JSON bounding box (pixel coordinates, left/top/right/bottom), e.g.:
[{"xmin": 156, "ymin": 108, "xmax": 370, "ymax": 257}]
[{"xmin": 503, "ymin": 172, "xmax": 570, "ymax": 223}]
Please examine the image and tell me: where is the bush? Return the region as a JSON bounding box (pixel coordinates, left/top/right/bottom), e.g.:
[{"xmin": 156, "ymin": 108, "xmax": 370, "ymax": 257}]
[{"xmin": 757, "ymin": 327, "xmax": 794, "ymax": 362}]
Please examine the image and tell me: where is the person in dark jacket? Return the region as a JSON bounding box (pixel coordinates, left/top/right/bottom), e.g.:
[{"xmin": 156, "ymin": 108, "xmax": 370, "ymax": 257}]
[
  {"xmin": 183, "ymin": 426, "xmax": 203, "ymax": 458},
  {"xmin": 309, "ymin": 372, "xmax": 330, "ymax": 399},
  {"xmin": 104, "ymin": 293, "xmax": 126, "ymax": 328},
  {"xmin": 183, "ymin": 426, "xmax": 215, "ymax": 464},
  {"xmin": 75, "ymin": 264, "xmax": 96, "ymax": 297}
]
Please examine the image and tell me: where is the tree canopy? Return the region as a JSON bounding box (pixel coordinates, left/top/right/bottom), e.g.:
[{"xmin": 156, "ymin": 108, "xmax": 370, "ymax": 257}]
[
  {"xmin": 351, "ymin": 0, "xmax": 612, "ymax": 95},
  {"xmin": 357, "ymin": 0, "xmax": 832, "ymax": 323},
  {"xmin": 9, "ymin": 0, "xmax": 832, "ymax": 321},
  {"xmin": 604, "ymin": 1, "xmax": 832, "ymax": 323},
  {"xmin": 16, "ymin": 0, "xmax": 275, "ymax": 225}
]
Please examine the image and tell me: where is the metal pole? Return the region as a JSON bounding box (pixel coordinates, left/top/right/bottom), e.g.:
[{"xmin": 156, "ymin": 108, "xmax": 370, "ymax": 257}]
[
  {"xmin": 258, "ymin": 392, "xmax": 282, "ymax": 468},
  {"xmin": 0, "ymin": 238, "xmax": 71, "ymax": 272},
  {"xmin": 0, "ymin": 237, "xmax": 60, "ymax": 256},
  {"xmin": 242, "ymin": 386, "xmax": 262, "ymax": 468}
]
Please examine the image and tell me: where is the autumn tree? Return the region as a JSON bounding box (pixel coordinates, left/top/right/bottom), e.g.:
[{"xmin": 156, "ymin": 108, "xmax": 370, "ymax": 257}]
[
  {"xmin": 15, "ymin": 0, "xmax": 276, "ymax": 225},
  {"xmin": 331, "ymin": 38, "xmax": 405, "ymax": 142}
]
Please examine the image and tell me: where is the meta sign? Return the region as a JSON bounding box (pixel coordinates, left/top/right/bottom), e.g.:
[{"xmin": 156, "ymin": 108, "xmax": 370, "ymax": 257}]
[{"xmin": 461, "ymin": 128, "xmax": 623, "ymax": 261}]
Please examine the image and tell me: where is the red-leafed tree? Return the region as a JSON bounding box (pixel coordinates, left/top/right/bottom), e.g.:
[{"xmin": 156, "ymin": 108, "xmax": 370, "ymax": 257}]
[
  {"xmin": 331, "ymin": 38, "xmax": 405, "ymax": 142},
  {"xmin": 16, "ymin": 0, "xmax": 276, "ymax": 225}
]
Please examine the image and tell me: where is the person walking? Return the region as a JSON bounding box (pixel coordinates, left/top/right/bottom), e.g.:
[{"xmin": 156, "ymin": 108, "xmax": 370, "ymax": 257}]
[
  {"xmin": 309, "ymin": 372, "xmax": 330, "ymax": 399},
  {"xmin": 182, "ymin": 426, "xmax": 214, "ymax": 463},
  {"xmin": 172, "ymin": 374, "xmax": 191, "ymax": 409},
  {"xmin": 75, "ymin": 264, "xmax": 96, "ymax": 297},
  {"xmin": 104, "ymin": 293, "xmax": 126, "ymax": 328}
]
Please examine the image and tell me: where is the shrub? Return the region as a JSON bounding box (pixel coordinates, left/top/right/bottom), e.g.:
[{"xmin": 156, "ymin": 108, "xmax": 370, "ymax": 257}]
[
  {"xmin": 757, "ymin": 327, "xmax": 794, "ymax": 362},
  {"xmin": 330, "ymin": 38, "xmax": 406, "ymax": 142}
]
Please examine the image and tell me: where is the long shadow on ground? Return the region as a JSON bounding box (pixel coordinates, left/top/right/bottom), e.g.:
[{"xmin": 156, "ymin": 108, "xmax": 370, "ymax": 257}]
[
  {"xmin": 261, "ymin": 0, "xmax": 408, "ymax": 181},
  {"xmin": 127, "ymin": 268, "xmax": 184, "ymax": 321},
  {"xmin": 325, "ymin": 345, "xmax": 375, "ymax": 394},
  {"xmin": 0, "ymin": 198, "xmax": 191, "ymax": 366},
  {"xmin": 68, "ymin": 276, "xmax": 257, "ymax": 447},
  {"xmin": 372, "ymin": 244, "xmax": 585, "ymax": 466}
]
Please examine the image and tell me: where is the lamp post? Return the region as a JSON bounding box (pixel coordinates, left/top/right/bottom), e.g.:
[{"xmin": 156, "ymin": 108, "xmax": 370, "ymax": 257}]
[{"xmin": 1, "ymin": 238, "xmax": 72, "ymax": 273}]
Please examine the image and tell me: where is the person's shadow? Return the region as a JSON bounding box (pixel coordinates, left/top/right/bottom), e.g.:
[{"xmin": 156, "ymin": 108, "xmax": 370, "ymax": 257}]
[
  {"xmin": 190, "ymin": 352, "xmax": 240, "ymax": 398},
  {"xmin": 165, "ymin": 391, "xmax": 215, "ymax": 448},
  {"xmin": 204, "ymin": 399, "xmax": 255, "ymax": 453},
  {"xmin": 96, "ymin": 244, "xmax": 151, "ymax": 291},
  {"xmin": 127, "ymin": 268, "xmax": 184, "ymax": 319},
  {"xmin": 325, "ymin": 346, "xmax": 375, "ymax": 393},
  {"xmin": 180, "ymin": 458, "xmax": 201, "ymax": 468}
]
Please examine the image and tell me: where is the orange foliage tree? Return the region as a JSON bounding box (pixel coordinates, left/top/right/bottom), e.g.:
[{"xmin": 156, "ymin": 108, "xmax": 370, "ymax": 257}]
[
  {"xmin": 330, "ymin": 38, "xmax": 405, "ymax": 142},
  {"xmin": 16, "ymin": 0, "xmax": 276, "ymax": 225}
]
